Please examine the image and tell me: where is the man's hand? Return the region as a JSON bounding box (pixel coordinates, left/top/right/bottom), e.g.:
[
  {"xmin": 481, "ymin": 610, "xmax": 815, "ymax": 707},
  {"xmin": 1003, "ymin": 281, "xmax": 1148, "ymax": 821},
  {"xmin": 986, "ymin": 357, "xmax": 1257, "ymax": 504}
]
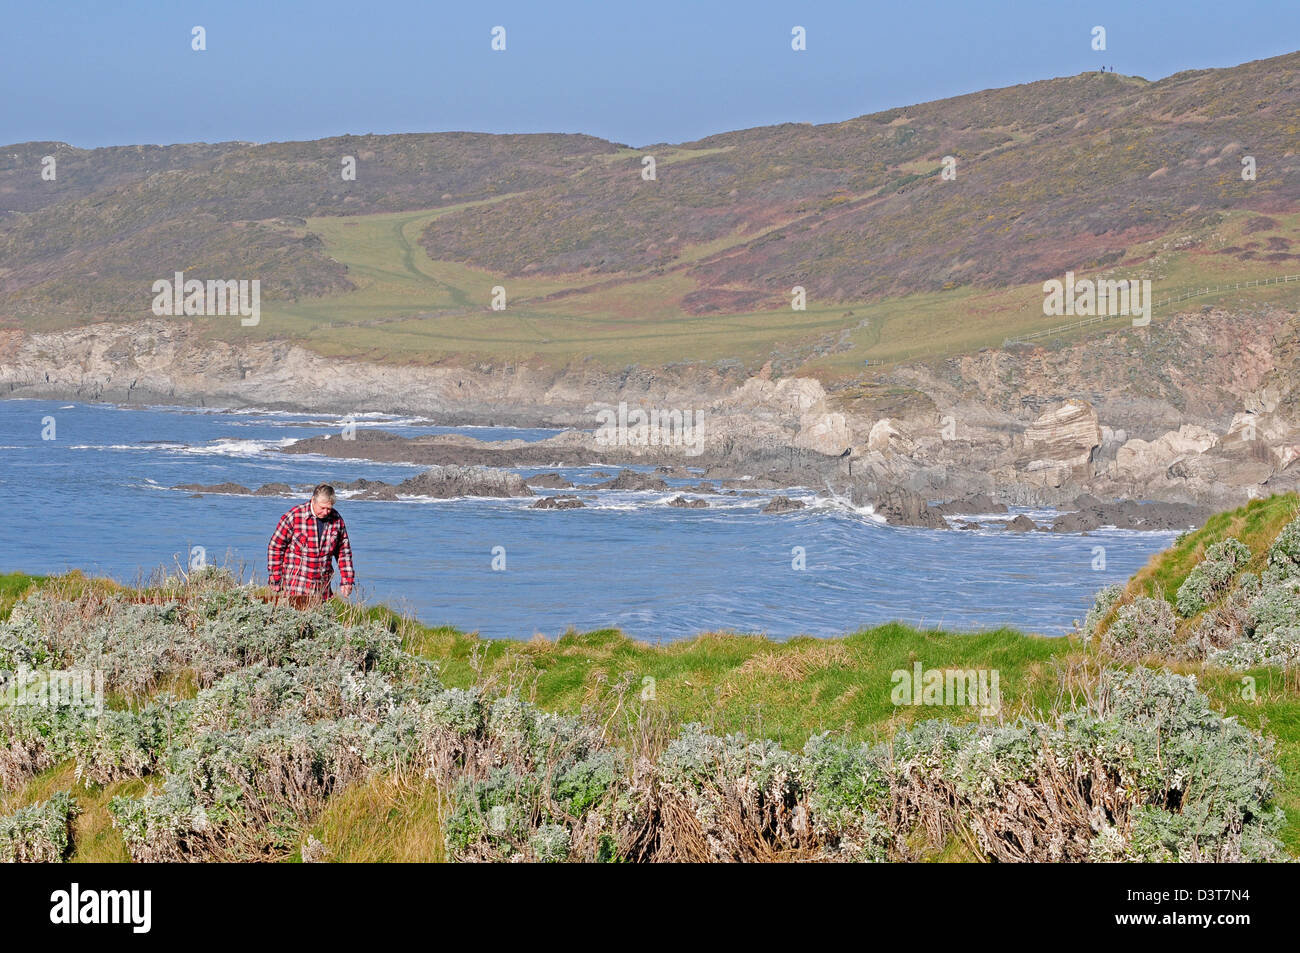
[{"xmin": 339, "ymin": 584, "xmax": 353, "ymax": 598}]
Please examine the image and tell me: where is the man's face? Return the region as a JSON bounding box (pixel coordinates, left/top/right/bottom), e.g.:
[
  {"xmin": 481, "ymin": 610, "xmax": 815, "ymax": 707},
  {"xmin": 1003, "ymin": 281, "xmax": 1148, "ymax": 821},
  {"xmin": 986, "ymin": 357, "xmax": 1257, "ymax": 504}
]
[{"xmin": 310, "ymin": 496, "xmax": 333, "ymax": 519}]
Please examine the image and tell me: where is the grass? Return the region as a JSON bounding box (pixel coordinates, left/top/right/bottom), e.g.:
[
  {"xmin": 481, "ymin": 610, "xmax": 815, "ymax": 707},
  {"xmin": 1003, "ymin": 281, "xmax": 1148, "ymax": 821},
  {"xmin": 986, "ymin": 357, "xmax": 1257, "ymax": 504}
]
[
  {"xmin": 300, "ymin": 773, "xmax": 445, "ymax": 863},
  {"xmin": 1123, "ymin": 492, "xmax": 1300, "ymax": 605},
  {"xmin": 187, "ymin": 201, "xmax": 1300, "ymax": 380},
  {"xmin": 0, "ymin": 572, "xmax": 43, "ymax": 620},
  {"xmin": 397, "ymin": 620, "xmax": 1070, "ymax": 750}
]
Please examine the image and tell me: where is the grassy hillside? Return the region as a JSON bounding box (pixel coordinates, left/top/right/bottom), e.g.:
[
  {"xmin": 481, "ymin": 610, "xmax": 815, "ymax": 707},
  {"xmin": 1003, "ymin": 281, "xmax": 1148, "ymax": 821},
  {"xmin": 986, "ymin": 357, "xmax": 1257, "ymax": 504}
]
[
  {"xmin": 241, "ymin": 205, "xmax": 1300, "ymax": 375},
  {"xmin": 4, "ymin": 497, "xmax": 1300, "ymax": 862},
  {"xmin": 0, "ymin": 132, "xmax": 621, "ymax": 323},
  {"xmin": 1122, "ymin": 492, "xmax": 1300, "ymax": 606},
  {"xmin": 4, "ymin": 52, "xmax": 1299, "ymax": 380}
]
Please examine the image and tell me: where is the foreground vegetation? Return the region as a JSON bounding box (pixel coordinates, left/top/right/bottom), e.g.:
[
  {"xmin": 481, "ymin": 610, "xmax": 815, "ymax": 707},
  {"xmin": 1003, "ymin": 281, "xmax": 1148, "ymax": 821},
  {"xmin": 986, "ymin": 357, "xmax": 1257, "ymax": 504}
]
[{"xmin": 2, "ymin": 493, "xmax": 1299, "ymax": 862}]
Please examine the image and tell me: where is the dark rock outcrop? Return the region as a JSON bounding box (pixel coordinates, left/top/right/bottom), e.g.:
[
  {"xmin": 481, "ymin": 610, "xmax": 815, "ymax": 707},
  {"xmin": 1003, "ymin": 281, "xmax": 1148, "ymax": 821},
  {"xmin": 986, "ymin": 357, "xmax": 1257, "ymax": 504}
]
[
  {"xmin": 1048, "ymin": 499, "xmax": 1211, "ymax": 533},
  {"xmin": 594, "ymin": 470, "xmax": 669, "ymax": 491},
  {"xmin": 342, "ymin": 466, "xmax": 533, "ymax": 500},
  {"xmin": 667, "ymin": 495, "xmax": 708, "ymax": 509},
  {"xmin": 932, "ymin": 493, "xmax": 1009, "ymax": 516},
  {"xmin": 524, "ymin": 472, "xmax": 573, "ymax": 489},
  {"xmin": 173, "ymin": 482, "xmax": 253, "ymax": 495},
  {"xmin": 531, "ymin": 495, "xmax": 585, "ymax": 509},
  {"xmin": 870, "ymin": 487, "xmax": 947, "ymax": 529},
  {"xmin": 253, "ymin": 483, "xmax": 295, "ymax": 496}
]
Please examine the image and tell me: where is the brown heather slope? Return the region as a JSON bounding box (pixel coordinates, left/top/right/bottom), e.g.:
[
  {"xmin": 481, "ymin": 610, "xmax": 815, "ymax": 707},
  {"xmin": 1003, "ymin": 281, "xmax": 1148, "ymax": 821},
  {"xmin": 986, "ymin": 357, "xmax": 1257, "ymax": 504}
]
[
  {"xmin": 0, "ymin": 141, "xmax": 251, "ymax": 219},
  {"xmin": 0, "ymin": 132, "xmax": 622, "ymax": 317},
  {"xmin": 419, "ymin": 54, "xmax": 1300, "ymax": 307},
  {"xmin": 1, "ymin": 51, "xmax": 1296, "ymax": 327}
]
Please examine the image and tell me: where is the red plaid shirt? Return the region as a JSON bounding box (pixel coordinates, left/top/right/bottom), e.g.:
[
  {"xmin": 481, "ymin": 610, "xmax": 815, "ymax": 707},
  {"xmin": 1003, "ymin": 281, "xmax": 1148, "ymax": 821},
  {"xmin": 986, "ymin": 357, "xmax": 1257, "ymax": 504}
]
[{"xmin": 267, "ymin": 501, "xmax": 355, "ymax": 596}]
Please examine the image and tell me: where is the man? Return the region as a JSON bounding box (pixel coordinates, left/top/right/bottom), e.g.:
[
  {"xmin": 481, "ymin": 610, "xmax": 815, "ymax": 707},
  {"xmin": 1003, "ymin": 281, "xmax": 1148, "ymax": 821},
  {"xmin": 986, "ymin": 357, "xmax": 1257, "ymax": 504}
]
[{"xmin": 267, "ymin": 484, "xmax": 355, "ymax": 605}]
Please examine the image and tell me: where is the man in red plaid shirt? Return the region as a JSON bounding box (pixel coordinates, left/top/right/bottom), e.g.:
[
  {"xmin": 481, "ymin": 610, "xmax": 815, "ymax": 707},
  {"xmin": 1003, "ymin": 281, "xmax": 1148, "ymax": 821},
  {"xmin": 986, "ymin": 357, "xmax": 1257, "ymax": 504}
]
[{"xmin": 267, "ymin": 484, "xmax": 355, "ymax": 603}]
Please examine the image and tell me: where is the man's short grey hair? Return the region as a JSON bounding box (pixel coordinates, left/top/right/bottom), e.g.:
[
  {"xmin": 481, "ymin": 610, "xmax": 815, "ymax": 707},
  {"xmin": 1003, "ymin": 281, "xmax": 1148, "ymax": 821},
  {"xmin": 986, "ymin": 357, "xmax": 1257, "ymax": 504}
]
[{"xmin": 312, "ymin": 483, "xmax": 336, "ymax": 501}]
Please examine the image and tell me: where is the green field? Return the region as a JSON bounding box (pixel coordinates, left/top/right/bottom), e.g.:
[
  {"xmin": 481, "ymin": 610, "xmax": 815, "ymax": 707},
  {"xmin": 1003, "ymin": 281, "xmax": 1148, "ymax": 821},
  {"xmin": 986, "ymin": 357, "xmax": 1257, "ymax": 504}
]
[{"xmin": 197, "ymin": 205, "xmax": 1300, "ymax": 380}]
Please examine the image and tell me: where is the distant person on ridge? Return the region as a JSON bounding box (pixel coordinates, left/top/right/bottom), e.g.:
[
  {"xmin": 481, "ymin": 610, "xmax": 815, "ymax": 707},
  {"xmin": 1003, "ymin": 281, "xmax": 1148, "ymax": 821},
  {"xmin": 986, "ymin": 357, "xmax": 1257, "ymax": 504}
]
[{"xmin": 267, "ymin": 483, "xmax": 355, "ymax": 607}]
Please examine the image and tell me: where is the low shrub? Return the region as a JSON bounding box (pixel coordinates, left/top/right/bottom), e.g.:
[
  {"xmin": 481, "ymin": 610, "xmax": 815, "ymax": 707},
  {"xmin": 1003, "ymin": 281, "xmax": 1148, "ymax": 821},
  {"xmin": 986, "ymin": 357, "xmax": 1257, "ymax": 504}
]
[
  {"xmin": 0, "ymin": 791, "xmax": 79, "ymax": 862},
  {"xmin": 642, "ymin": 725, "xmax": 807, "ymax": 862},
  {"xmin": 73, "ymin": 695, "xmax": 190, "ymax": 785},
  {"xmin": 1081, "ymin": 584, "xmax": 1123, "ymax": 639},
  {"xmin": 111, "ymin": 715, "xmax": 404, "ymax": 861},
  {"xmin": 5, "ymin": 573, "xmax": 1284, "ymax": 864},
  {"xmin": 1176, "ymin": 538, "xmax": 1251, "ymax": 617},
  {"xmin": 1266, "ymin": 514, "xmax": 1300, "ymax": 581},
  {"xmin": 1100, "ymin": 596, "xmax": 1175, "ymax": 661},
  {"xmin": 0, "ymin": 703, "xmax": 90, "ymax": 791}
]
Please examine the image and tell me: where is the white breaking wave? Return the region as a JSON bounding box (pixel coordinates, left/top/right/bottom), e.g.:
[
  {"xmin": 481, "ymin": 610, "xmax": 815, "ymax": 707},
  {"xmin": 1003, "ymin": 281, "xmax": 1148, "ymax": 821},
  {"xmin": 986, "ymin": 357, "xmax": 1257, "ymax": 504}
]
[
  {"xmin": 808, "ymin": 491, "xmax": 887, "ymax": 524},
  {"xmin": 189, "ymin": 438, "xmax": 299, "ymax": 455},
  {"xmin": 70, "ymin": 437, "xmax": 297, "ymax": 457}
]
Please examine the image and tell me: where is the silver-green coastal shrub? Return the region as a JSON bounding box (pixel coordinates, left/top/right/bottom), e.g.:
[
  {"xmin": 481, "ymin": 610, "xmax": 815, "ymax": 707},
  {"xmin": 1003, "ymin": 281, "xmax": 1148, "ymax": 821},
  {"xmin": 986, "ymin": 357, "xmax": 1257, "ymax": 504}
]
[
  {"xmin": 487, "ymin": 693, "xmax": 602, "ymax": 765},
  {"xmin": 1101, "ymin": 596, "xmax": 1176, "ymax": 660},
  {"xmin": 0, "ymin": 615, "xmax": 58, "ymax": 671},
  {"xmin": 1266, "ymin": 513, "xmax": 1300, "ymax": 581},
  {"xmin": 3, "ymin": 584, "xmax": 410, "ymax": 698},
  {"xmin": 1179, "ymin": 569, "xmax": 1259, "ymax": 661},
  {"xmin": 1082, "ymin": 584, "xmax": 1124, "ymax": 639},
  {"xmin": 799, "ymin": 733, "xmax": 893, "ymax": 861},
  {"xmin": 422, "ymin": 686, "xmax": 485, "ymax": 735},
  {"xmin": 654, "ymin": 724, "xmax": 806, "ymax": 860},
  {"xmin": 186, "ymin": 662, "xmax": 441, "ymax": 736},
  {"xmin": 0, "ymin": 791, "xmax": 79, "ymax": 862},
  {"xmin": 111, "ymin": 714, "xmax": 404, "ymax": 861},
  {"xmin": 880, "ymin": 668, "xmax": 1284, "ymax": 862},
  {"xmin": 0, "ymin": 702, "xmax": 91, "ymax": 791},
  {"xmin": 529, "ymin": 823, "xmax": 571, "ymax": 862},
  {"xmin": 444, "ymin": 766, "xmax": 544, "ymax": 860},
  {"xmin": 438, "ymin": 694, "xmax": 622, "ymax": 862},
  {"xmin": 1089, "ymin": 668, "xmax": 1284, "ymax": 861},
  {"xmin": 1246, "ymin": 576, "xmax": 1300, "ymax": 637},
  {"xmin": 74, "ymin": 695, "xmax": 191, "ymax": 785},
  {"xmin": 1176, "ymin": 538, "xmax": 1251, "ymax": 617},
  {"xmin": 555, "ymin": 750, "xmax": 623, "ymax": 817},
  {"xmin": 1210, "ymin": 626, "xmax": 1300, "ymax": 668},
  {"xmin": 1205, "ymin": 572, "xmax": 1300, "ymax": 668}
]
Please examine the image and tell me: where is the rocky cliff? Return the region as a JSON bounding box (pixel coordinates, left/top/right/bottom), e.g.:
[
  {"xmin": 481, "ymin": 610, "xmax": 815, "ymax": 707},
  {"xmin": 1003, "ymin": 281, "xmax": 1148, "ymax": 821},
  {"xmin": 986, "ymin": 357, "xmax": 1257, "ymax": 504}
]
[
  {"xmin": 0, "ymin": 320, "xmax": 746, "ymax": 427},
  {"xmin": 3, "ymin": 305, "xmax": 1299, "ymax": 511}
]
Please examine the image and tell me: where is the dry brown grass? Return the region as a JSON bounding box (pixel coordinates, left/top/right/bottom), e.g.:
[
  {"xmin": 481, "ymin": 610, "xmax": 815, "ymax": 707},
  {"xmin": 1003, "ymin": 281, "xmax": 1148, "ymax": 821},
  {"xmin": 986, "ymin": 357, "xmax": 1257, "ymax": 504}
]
[
  {"xmin": 308, "ymin": 770, "xmax": 446, "ymax": 863},
  {"xmin": 732, "ymin": 642, "xmax": 851, "ymax": 681}
]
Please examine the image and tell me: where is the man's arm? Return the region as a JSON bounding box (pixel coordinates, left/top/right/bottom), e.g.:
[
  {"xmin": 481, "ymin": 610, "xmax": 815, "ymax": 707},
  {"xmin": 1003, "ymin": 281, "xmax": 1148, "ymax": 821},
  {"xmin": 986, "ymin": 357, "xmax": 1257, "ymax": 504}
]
[
  {"xmin": 267, "ymin": 512, "xmax": 293, "ymax": 590},
  {"xmin": 335, "ymin": 517, "xmax": 355, "ymax": 596}
]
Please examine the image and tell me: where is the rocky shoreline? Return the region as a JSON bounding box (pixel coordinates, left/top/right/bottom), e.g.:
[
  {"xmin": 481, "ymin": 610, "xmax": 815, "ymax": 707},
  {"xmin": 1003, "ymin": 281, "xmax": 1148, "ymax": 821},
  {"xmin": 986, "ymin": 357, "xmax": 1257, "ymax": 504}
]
[
  {"xmin": 6, "ymin": 306, "xmax": 1300, "ymax": 522},
  {"xmin": 267, "ymin": 425, "xmax": 1217, "ymax": 531},
  {"xmin": 173, "ymin": 458, "xmax": 1211, "ymax": 532}
]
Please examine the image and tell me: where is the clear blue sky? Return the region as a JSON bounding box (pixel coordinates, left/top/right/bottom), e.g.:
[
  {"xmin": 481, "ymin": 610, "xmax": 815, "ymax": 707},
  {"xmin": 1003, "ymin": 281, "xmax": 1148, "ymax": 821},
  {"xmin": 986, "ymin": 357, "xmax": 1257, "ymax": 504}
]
[{"xmin": 2, "ymin": 0, "xmax": 1296, "ymax": 149}]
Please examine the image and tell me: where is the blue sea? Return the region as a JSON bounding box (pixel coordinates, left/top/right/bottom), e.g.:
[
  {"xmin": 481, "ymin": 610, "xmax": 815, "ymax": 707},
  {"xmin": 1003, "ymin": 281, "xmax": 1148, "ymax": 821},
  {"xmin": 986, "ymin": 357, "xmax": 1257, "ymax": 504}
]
[{"xmin": 0, "ymin": 399, "xmax": 1176, "ymax": 640}]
